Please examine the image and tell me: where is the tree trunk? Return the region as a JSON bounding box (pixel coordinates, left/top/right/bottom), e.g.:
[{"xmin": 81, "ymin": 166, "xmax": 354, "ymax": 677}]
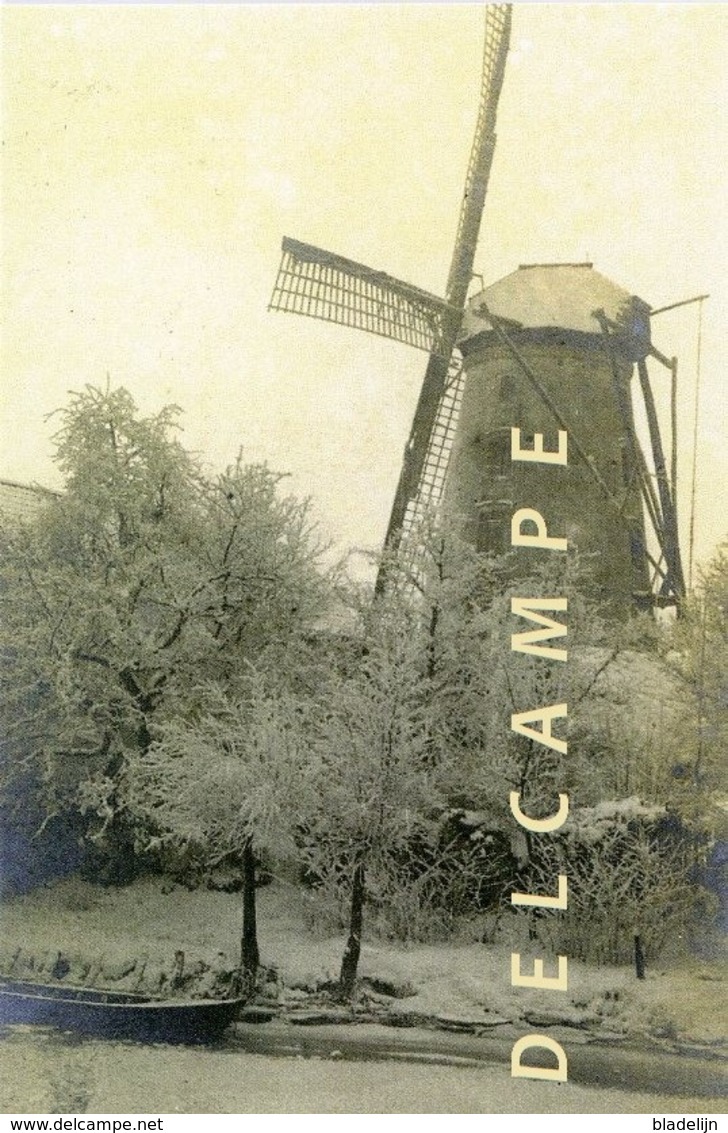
[
  {"xmin": 338, "ymin": 857, "xmax": 365, "ymax": 1001},
  {"xmin": 634, "ymin": 933, "xmax": 646, "ymax": 980},
  {"xmin": 240, "ymin": 838, "xmax": 260, "ymax": 990}
]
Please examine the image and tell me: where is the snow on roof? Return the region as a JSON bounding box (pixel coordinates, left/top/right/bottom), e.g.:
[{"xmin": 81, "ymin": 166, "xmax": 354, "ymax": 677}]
[
  {"xmin": 460, "ymin": 263, "xmax": 650, "ymax": 341},
  {"xmin": 0, "ymin": 479, "xmax": 59, "ymax": 525}
]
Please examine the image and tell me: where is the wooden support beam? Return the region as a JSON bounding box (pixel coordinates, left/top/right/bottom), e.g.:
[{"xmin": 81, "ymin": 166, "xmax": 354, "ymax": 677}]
[
  {"xmin": 635, "ymin": 444, "xmax": 667, "ymax": 556},
  {"xmin": 670, "ymin": 356, "xmax": 679, "ymax": 522},
  {"xmin": 636, "ymin": 358, "xmax": 686, "ymax": 604},
  {"xmin": 646, "ymin": 342, "xmax": 674, "ymax": 370},
  {"xmin": 478, "ymin": 304, "xmax": 617, "ymax": 506},
  {"xmin": 594, "ymin": 313, "xmax": 650, "ymax": 591}
]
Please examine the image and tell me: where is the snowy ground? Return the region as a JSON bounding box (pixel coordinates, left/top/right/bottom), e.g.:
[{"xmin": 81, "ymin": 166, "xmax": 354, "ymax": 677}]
[
  {"xmin": 1, "ymin": 1028, "xmax": 724, "ymax": 1115},
  {"xmin": 0, "ymin": 875, "xmax": 725, "ymax": 1049}
]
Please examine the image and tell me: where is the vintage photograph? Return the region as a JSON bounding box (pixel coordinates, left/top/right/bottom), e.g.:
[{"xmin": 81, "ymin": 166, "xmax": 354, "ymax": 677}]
[{"xmin": 0, "ymin": 1, "xmax": 726, "ymax": 1115}]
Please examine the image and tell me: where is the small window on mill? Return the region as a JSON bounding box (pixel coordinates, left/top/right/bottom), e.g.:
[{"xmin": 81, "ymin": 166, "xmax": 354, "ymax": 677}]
[
  {"xmin": 475, "ymin": 498, "xmax": 511, "ymax": 555},
  {"xmin": 482, "ymin": 428, "xmax": 510, "ymax": 479}
]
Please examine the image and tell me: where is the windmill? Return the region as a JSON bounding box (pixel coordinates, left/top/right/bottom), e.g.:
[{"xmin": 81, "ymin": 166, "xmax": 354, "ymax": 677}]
[{"xmin": 268, "ymin": 3, "xmax": 686, "ymax": 614}]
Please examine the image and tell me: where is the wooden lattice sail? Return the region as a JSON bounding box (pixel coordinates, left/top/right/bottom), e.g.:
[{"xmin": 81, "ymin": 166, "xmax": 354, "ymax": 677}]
[
  {"xmin": 269, "ymin": 6, "xmax": 512, "ymax": 583},
  {"xmin": 269, "ymin": 238, "xmax": 449, "ymax": 356}
]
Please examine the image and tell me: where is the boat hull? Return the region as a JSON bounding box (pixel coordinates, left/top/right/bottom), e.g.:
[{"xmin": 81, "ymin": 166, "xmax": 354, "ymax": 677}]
[{"xmin": 0, "ymin": 979, "xmax": 244, "ymax": 1045}]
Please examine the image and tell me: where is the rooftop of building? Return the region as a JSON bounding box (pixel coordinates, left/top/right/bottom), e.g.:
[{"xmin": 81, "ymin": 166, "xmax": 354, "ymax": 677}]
[
  {"xmin": 459, "ymin": 262, "xmax": 651, "ymax": 343},
  {"xmin": 0, "ymin": 479, "xmax": 60, "ymax": 525}
]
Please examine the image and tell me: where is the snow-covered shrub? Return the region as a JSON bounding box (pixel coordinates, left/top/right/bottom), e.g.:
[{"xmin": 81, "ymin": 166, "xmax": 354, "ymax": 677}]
[{"xmin": 520, "ymin": 798, "xmax": 712, "ymax": 965}]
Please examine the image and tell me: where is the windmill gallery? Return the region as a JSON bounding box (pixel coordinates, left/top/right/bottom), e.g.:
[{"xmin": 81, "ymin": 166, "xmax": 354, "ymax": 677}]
[{"xmin": 268, "ymin": 2, "xmax": 692, "ymax": 1088}]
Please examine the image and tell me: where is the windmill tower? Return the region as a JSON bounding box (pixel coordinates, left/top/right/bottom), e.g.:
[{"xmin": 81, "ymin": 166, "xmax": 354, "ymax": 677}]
[
  {"xmin": 450, "ymin": 264, "xmax": 684, "ymax": 617},
  {"xmin": 268, "ymin": 4, "xmax": 686, "ymax": 616}
]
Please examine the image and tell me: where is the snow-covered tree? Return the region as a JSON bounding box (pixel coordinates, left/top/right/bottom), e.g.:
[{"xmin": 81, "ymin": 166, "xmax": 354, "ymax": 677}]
[
  {"xmin": 130, "ymin": 675, "xmax": 309, "ymax": 986},
  {"xmin": 301, "ymin": 598, "xmax": 441, "ymax": 997},
  {"xmin": 672, "ymin": 541, "xmax": 728, "ymax": 807},
  {"xmin": 0, "ymin": 385, "xmax": 330, "ymax": 882}
]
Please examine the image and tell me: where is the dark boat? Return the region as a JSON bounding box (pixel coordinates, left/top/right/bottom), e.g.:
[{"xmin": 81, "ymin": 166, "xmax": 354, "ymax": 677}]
[{"xmin": 0, "ymin": 978, "xmax": 245, "ymax": 1044}]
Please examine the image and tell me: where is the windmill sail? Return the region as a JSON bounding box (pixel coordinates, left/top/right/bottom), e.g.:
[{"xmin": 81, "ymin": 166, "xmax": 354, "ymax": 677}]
[
  {"xmin": 379, "ymin": 4, "xmax": 512, "ymax": 578},
  {"xmin": 402, "ymin": 356, "xmax": 466, "ymax": 533},
  {"xmin": 267, "ymin": 5, "xmax": 512, "ymax": 586},
  {"xmin": 269, "ymin": 238, "xmax": 450, "ymax": 355},
  {"xmin": 446, "ymin": 3, "xmax": 512, "ymax": 310}
]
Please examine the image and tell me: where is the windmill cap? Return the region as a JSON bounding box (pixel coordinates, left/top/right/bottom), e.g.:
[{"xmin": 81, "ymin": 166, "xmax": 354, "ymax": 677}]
[{"xmin": 460, "ymin": 263, "xmax": 651, "ymax": 352}]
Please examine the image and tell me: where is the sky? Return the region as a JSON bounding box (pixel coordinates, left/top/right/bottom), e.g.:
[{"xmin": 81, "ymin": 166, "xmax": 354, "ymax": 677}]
[{"xmin": 2, "ymin": 2, "xmax": 726, "ymax": 583}]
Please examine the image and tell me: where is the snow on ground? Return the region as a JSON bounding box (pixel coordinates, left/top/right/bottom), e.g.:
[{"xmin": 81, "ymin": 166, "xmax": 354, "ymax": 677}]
[
  {"xmin": 0, "ymin": 875, "xmax": 725, "ymax": 1046},
  {"xmin": 1, "ymin": 1030, "xmax": 724, "ymax": 1114}
]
